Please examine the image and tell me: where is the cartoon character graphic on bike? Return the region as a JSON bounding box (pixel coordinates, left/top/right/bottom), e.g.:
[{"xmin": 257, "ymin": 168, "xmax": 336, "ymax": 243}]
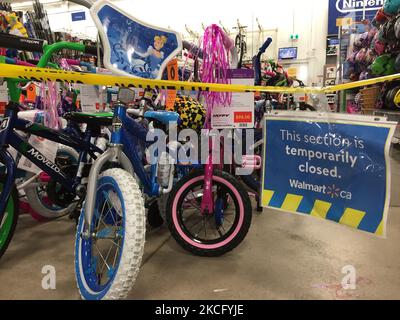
[{"xmin": 133, "ymin": 35, "xmax": 168, "ymax": 78}]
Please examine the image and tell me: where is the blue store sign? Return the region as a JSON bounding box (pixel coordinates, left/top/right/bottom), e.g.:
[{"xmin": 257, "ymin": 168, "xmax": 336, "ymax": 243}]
[
  {"xmin": 261, "ymin": 113, "xmax": 396, "ymax": 237},
  {"xmin": 328, "ymin": 0, "xmax": 384, "ymax": 35},
  {"xmin": 71, "ymin": 11, "xmax": 86, "ymax": 22}
]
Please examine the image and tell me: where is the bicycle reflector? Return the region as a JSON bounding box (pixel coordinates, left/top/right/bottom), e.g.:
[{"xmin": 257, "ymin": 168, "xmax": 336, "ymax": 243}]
[{"xmin": 118, "ymin": 88, "xmax": 135, "ymax": 105}]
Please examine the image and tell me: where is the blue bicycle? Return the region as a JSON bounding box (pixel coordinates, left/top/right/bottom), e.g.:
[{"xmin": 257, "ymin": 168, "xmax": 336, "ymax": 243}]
[{"xmin": 0, "ymin": 34, "xmax": 146, "ymax": 300}]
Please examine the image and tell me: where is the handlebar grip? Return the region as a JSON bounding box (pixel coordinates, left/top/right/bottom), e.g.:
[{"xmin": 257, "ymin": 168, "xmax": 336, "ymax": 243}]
[
  {"xmin": 182, "ymin": 40, "xmax": 203, "ymax": 59},
  {"xmin": 0, "ymin": 33, "xmax": 45, "ymax": 53},
  {"xmin": 259, "ymin": 37, "xmax": 272, "ymax": 53}
]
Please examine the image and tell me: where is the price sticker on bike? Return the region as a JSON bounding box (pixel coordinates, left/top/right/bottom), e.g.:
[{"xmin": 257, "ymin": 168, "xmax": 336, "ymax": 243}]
[
  {"xmin": 211, "ymin": 69, "xmax": 254, "ymax": 129},
  {"xmin": 261, "ymin": 112, "xmax": 396, "ymax": 237}
]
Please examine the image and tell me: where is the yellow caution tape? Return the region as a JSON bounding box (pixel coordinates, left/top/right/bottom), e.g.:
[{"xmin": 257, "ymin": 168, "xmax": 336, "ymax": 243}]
[
  {"xmin": 324, "ymin": 73, "xmax": 400, "ymax": 93},
  {"xmin": 0, "ymin": 64, "xmax": 400, "ymax": 94}
]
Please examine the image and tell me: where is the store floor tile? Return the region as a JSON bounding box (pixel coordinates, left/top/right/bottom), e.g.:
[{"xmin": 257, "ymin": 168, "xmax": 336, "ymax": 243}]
[{"xmin": 0, "ymin": 149, "xmax": 399, "ymax": 300}]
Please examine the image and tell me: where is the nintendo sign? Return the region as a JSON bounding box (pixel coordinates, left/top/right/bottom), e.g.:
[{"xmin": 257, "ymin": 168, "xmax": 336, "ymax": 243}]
[{"xmin": 328, "ymin": 0, "xmax": 383, "ymax": 34}]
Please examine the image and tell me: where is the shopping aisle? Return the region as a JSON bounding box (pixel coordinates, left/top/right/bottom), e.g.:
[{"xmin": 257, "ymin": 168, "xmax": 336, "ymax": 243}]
[{"xmin": 0, "ymin": 149, "xmax": 399, "ymax": 300}]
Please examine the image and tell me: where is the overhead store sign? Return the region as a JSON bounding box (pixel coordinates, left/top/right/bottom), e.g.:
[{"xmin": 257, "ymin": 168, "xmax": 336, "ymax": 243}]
[
  {"xmin": 261, "ymin": 112, "xmax": 396, "ymax": 237},
  {"xmin": 336, "ymin": 0, "xmax": 384, "ymax": 13},
  {"xmin": 328, "ymin": 0, "xmax": 383, "ymax": 34},
  {"xmin": 71, "ymin": 11, "xmax": 86, "ymax": 22}
]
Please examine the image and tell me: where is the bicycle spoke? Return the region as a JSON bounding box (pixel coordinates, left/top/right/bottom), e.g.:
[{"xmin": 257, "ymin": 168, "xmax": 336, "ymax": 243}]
[
  {"xmin": 194, "ymin": 217, "xmax": 206, "ymax": 238},
  {"xmin": 94, "ymin": 243, "xmax": 111, "ymax": 279},
  {"xmin": 112, "ymin": 237, "xmax": 121, "ymax": 269},
  {"xmin": 102, "ymin": 194, "xmax": 117, "ymax": 225},
  {"xmin": 98, "ymin": 240, "xmax": 114, "ymax": 279}
]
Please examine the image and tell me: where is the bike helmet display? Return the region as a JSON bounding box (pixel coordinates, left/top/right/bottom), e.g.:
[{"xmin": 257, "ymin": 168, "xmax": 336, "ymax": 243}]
[
  {"xmin": 374, "ymin": 8, "xmax": 390, "ymax": 26},
  {"xmin": 383, "ymin": 18, "xmax": 398, "ymax": 42},
  {"xmin": 359, "ymin": 71, "xmax": 369, "ymax": 80},
  {"xmin": 354, "ymin": 33, "xmax": 368, "ymax": 48},
  {"xmin": 395, "ymin": 15, "xmax": 400, "ymax": 39},
  {"xmin": 393, "ymin": 87, "xmax": 400, "ymax": 108},
  {"xmin": 395, "ymin": 53, "xmax": 400, "ymax": 71},
  {"xmin": 370, "ymin": 54, "xmax": 392, "ymax": 75},
  {"xmin": 384, "ymin": 0, "xmax": 400, "ymax": 15},
  {"xmin": 347, "ymin": 51, "xmax": 357, "ymax": 63},
  {"xmin": 373, "ymin": 38, "xmax": 386, "ymax": 55},
  {"xmin": 173, "ymin": 95, "xmax": 206, "ymax": 132},
  {"xmin": 385, "ymin": 85, "xmax": 400, "ymax": 109},
  {"xmin": 355, "ymin": 48, "xmax": 367, "ymax": 64},
  {"xmin": 365, "ymin": 48, "xmax": 376, "ymax": 64}
]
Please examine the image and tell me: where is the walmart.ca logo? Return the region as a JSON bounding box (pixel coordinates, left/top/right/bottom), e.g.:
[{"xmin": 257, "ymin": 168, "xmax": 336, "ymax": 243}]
[
  {"xmin": 336, "ymin": 0, "xmax": 384, "ymax": 13},
  {"xmin": 327, "ymin": 184, "xmax": 341, "ymax": 199},
  {"xmin": 289, "ymin": 180, "xmax": 353, "ymax": 200}
]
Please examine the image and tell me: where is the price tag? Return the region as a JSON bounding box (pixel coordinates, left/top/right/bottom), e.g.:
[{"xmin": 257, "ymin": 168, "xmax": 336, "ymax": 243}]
[
  {"xmin": 0, "ymin": 83, "xmax": 8, "ymax": 115},
  {"xmin": 0, "ymin": 82, "xmax": 8, "ymax": 102},
  {"xmin": 336, "ymin": 17, "xmax": 353, "ymax": 27},
  {"xmin": 78, "ymin": 85, "xmax": 101, "ymax": 112},
  {"xmin": 166, "ymin": 59, "xmax": 178, "ymax": 111},
  {"xmin": 211, "ymin": 69, "xmax": 255, "ymax": 129}
]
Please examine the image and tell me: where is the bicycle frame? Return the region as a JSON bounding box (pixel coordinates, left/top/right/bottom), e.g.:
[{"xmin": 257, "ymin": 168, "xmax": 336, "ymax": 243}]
[
  {"xmin": 0, "ymin": 102, "xmax": 103, "ymax": 219},
  {"xmin": 121, "ymin": 116, "xmax": 160, "ymax": 196}
]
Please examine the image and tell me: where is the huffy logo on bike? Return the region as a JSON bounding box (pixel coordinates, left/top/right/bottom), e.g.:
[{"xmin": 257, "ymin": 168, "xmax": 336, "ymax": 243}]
[
  {"xmin": 336, "ymin": 0, "xmax": 384, "ymax": 13},
  {"xmin": 0, "ymin": 117, "xmax": 9, "ymax": 132},
  {"xmin": 213, "ymin": 114, "xmax": 230, "ymax": 118}
]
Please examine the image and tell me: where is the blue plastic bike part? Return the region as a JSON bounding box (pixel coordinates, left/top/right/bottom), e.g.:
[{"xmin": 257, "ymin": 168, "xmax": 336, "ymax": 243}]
[
  {"xmin": 90, "ymin": 0, "xmax": 182, "ymax": 80},
  {"xmin": 214, "ymin": 198, "xmax": 225, "ymax": 227},
  {"xmin": 144, "ymin": 111, "xmax": 180, "ymax": 125}
]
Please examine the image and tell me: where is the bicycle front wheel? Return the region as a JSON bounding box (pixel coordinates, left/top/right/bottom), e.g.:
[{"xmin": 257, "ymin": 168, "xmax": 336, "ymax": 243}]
[{"xmin": 75, "ymin": 169, "xmax": 145, "ymax": 300}]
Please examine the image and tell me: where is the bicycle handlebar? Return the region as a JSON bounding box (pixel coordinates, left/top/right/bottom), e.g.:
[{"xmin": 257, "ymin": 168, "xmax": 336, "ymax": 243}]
[
  {"xmin": 182, "ymin": 40, "xmax": 203, "ymax": 59},
  {"xmin": 0, "ymin": 33, "xmax": 46, "ymax": 53},
  {"xmin": 259, "ymin": 37, "xmax": 272, "ymax": 54},
  {"xmin": 253, "ymin": 37, "xmax": 273, "ymax": 86}
]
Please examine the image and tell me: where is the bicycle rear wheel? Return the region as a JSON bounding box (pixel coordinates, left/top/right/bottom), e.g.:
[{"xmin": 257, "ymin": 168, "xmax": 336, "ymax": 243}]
[{"xmin": 25, "ymin": 145, "xmax": 79, "ymax": 220}]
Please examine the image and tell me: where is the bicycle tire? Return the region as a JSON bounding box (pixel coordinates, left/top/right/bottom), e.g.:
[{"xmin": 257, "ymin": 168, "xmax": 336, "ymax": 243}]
[
  {"xmin": 166, "ymin": 169, "xmax": 252, "ymax": 257},
  {"xmin": 75, "ymin": 168, "xmax": 145, "ymax": 300}
]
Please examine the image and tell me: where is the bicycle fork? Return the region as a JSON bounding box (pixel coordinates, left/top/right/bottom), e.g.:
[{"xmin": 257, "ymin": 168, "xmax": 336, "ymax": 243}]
[
  {"xmin": 81, "ymin": 103, "xmax": 134, "ymax": 239},
  {"xmin": 200, "ymin": 135, "xmax": 215, "ymax": 215}
]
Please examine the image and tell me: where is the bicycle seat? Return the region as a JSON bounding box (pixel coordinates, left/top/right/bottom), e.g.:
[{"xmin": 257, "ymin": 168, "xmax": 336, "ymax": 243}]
[
  {"xmin": 64, "ymin": 112, "xmax": 114, "ymax": 127},
  {"xmin": 144, "ymin": 111, "xmax": 180, "ymax": 125},
  {"xmin": 91, "ymin": 0, "xmax": 182, "ymax": 80}
]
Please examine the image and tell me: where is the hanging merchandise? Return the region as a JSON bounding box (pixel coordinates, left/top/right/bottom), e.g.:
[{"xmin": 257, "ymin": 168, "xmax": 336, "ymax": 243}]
[
  {"xmin": 4, "ymin": 12, "xmax": 28, "ymax": 37},
  {"xmin": 200, "ymin": 24, "xmax": 235, "ymax": 124},
  {"xmin": 25, "ymin": 0, "xmax": 54, "ymax": 43},
  {"xmin": 335, "ymin": 0, "xmax": 400, "ymax": 115},
  {"xmin": 383, "ymin": 0, "xmax": 400, "ymax": 15}
]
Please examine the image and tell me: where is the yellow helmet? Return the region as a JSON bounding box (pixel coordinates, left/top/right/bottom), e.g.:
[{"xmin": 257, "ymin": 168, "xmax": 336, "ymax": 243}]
[
  {"xmin": 394, "ymin": 88, "xmax": 400, "ymax": 108},
  {"xmin": 174, "ymin": 95, "xmax": 206, "ymax": 132}
]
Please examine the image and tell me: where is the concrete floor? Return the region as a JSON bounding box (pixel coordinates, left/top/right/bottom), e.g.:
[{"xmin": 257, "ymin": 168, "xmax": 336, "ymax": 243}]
[{"xmin": 0, "ymin": 148, "xmax": 399, "ymax": 300}]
